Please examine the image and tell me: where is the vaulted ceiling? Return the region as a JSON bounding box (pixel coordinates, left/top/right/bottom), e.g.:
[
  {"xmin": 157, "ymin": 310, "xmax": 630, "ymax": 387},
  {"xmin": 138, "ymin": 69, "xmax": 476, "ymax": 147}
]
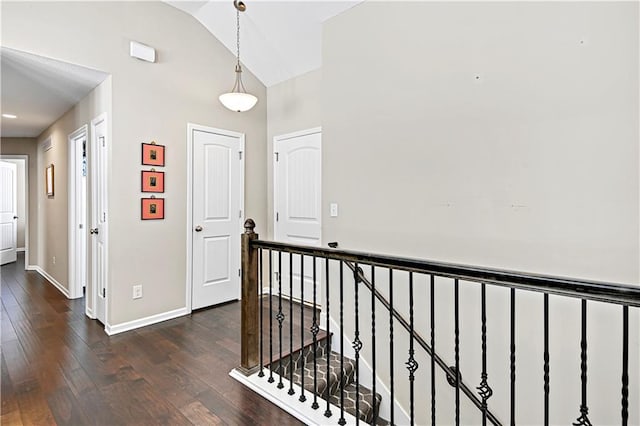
[{"xmin": 166, "ymin": 0, "xmax": 363, "ymax": 87}]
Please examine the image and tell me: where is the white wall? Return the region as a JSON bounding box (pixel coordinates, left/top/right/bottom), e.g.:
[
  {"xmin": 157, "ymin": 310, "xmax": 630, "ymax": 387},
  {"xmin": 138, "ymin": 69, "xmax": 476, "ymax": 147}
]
[
  {"xmin": 2, "ymin": 1, "xmax": 268, "ymax": 327},
  {"xmin": 321, "ymin": 2, "xmax": 639, "ymax": 424},
  {"xmin": 323, "ymin": 1, "xmax": 638, "ymax": 284}
]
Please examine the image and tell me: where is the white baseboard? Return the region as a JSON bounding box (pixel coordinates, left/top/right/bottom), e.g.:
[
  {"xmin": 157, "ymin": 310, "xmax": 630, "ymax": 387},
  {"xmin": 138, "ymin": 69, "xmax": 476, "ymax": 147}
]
[
  {"xmin": 105, "ymin": 307, "xmax": 189, "ymax": 335},
  {"xmin": 86, "ymin": 306, "xmax": 96, "ymax": 319},
  {"xmin": 230, "ymin": 368, "xmax": 359, "ymax": 425},
  {"xmin": 16, "ymin": 247, "xmax": 25, "ymax": 253},
  {"xmin": 29, "ymin": 265, "xmax": 71, "ymax": 299}
]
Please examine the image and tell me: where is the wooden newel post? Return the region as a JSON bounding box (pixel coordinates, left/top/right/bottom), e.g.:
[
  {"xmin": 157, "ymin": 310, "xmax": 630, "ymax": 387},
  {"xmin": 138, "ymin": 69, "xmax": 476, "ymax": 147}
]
[{"xmin": 240, "ymin": 218, "xmax": 259, "ymax": 375}]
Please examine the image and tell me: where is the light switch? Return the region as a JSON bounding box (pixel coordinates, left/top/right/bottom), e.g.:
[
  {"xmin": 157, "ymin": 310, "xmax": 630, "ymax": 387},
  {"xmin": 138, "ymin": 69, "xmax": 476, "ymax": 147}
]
[{"xmin": 330, "ymin": 203, "xmax": 338, "ymax": 217}]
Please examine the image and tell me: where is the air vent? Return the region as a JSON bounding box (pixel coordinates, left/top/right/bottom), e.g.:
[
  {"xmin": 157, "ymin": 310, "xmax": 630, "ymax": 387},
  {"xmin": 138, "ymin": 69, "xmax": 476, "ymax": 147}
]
[{"xmin": 41, "ymin": 138, "xmax": 52, "ymax": 152}]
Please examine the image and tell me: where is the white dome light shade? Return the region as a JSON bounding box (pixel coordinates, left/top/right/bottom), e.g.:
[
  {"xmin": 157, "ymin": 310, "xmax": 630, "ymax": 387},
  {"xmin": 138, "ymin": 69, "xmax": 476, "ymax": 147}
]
[{"xmin": 219, "ymin": 91, "xmax": 258, "ymax": 112}]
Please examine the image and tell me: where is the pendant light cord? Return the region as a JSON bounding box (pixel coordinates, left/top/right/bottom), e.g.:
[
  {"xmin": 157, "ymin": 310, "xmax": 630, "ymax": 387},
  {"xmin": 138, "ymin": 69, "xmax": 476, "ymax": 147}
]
[{"xmin": 236, "ymin": 7, "xmax": 241, "ymax": 68}]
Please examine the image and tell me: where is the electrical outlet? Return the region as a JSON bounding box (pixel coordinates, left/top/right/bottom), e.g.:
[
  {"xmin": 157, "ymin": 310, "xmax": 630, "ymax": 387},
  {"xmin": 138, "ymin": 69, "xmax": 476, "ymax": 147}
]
[
  {"xmin": 132, "ymin": 285, "xmax": 142, "ymax": 299},
  {"xmin": 52, "ymin": 256, "xmax": 56, "ymax": 265}
]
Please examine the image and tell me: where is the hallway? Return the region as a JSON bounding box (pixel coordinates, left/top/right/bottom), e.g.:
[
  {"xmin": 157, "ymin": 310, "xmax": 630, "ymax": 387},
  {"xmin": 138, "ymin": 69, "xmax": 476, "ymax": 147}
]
[{"xmin": 1, "ymin": 254, "xmax": 302, "ymax": 425}]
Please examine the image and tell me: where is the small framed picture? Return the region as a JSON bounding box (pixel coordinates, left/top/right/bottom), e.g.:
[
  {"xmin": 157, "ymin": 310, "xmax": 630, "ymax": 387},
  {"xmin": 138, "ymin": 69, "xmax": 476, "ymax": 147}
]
[
  {"xmin": 141, "ymin": 197, "xmax": 165, "ymax": 220},
  {"xmin": 141, "ymin": 170, "xmax": 165, "ymax": 193},
  {"xmin": 45, "ymin": 164, "xmax": 54, "ymax": 197},
  {"xmin": 142, "ymin": 142, "xmax": 165, "ymax": 166}
]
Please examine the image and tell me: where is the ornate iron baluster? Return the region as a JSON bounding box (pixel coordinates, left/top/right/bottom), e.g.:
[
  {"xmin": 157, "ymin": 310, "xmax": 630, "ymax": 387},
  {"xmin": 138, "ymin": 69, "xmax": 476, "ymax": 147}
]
[
  {"xmin": 544, "ymin": 293, "xmax": 549, "ymax": 425},
  {"xmin": 258, "ymin": 248, "xmax": 264, "ymax": 377},
  {"xmin": 277, "ymin": 251, "xmax": 284, "ymax": 389},
  {"xmin": 324, "ymin": 258, "xmax": 332, "ymax": 418},
  {"xmin": 455, "ymin": 278, "xmax": 460, "ymax": 426},
  {"xmin": 299, "ymin": 254, "xmax": 306, "ymax": 402},
  {"xmin": 371, "ymin": 265, "xmax": 377, "ymax": 425},
  {"xmin": 477, "ymin": 283, "xmax": 493, "ymax": 426},
  {"xmin": 338, "ymin": 261, "xmax": 346, "ymax": 426},
  {"xmin": 389, "ymin": 268, "xmax": 395, "ymax": 425},
  {"xmin": 572, "ymin": 300, "xmax": 591, "ymax": 426},
  {"xmin": 430, "ymin": 274, "xmax": 436, "ymax": 426},
  {"xmin": 288, "ymin": 253, "xmax": 295, "ymax": 396},
  {"xmin": 406, "ymin": 272, "xmax": 418, "ymax": 425},
  {"xmin": 311, "ymin": 256, "xmax": 319, "ymax": 409},
  {"xmin": 268, "ymin": 249, "xmax": 274, "ymax": 383},
  {"xmin": 622, "ymin": 305, "xmax": 629, "ymax": 426},
  {"xmin": 353, "ymin": 262, "xmax": 362, "ymax": 425},
  {"xmin": 510, "ymin": 288, "xmax": 516, "ymax": 426}
]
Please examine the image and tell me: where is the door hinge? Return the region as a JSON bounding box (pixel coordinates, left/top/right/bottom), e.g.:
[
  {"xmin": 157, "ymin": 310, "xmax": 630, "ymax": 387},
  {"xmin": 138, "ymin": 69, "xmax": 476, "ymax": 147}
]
[
  {"xmin": 79, "ymin": 224, "xmax": 83, "ymax": 229},
  {"xmin": 239, "ymin": 210, "xmax": 242, "ymax": 218},
  {"xmin": 102, "ymin": 288, "xmax": 106, "ymax": 298},
  {"xmin": 239, "ymin": 151, "xmax": 243, "ymax": 160},
  {"xmin": 275, "ymin": 152, "xmax": 279, "ymax": 162},
  {"xmin": 238, "ymin": 269, "xmax": 241, "ymax": 277},
  {"xmin": 103, "ymin": 212, "xmax": 106, "ymax": 222},
  {"xmin": 276, "ymin": 212, "xmax": 279, "ymax": 222},
  {"xmin": 100, "ymin": 136, "xmax": 105, "ymax": 147}
]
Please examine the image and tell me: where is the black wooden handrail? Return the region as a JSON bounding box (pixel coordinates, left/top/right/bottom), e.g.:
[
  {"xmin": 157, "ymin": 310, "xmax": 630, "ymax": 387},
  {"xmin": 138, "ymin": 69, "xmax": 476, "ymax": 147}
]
[
  {"xmin": 343, "ymin": 260, "xmax": 504, "ymax": 426},
  {"xmin": 251, "ymin": 239, "xmax": 640, "ymax": 307}
]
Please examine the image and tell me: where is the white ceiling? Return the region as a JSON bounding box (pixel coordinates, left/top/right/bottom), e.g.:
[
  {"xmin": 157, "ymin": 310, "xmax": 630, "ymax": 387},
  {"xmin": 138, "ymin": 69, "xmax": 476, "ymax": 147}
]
[
  {"xmin": 166, "ymin": 0, "xmax": 363, "ymax": 87},
  {"xmin": 1, "ymin": 47, "xmax": 108, "ymax": 138}
]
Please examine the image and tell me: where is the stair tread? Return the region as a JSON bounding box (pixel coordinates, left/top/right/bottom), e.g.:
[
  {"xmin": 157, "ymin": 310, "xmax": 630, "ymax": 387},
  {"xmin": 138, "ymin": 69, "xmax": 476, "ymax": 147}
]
[
  {"xmin": 270, "ymin": 337, "xmax": 330, "ymax": 376},
  {"xmin": 290, "ymin": 351, "xmax": 355, "ymax": 396},
  {"xmin": 329, "ymin": 383, "xmax": 382, "ymax": 424},
  {"xmin": 270, "ymin": 348, "xmax": 381, "ymax": 424},
  {"xmin": 262, "ymin": 331, "xmax": 329, "ymax": 366}
]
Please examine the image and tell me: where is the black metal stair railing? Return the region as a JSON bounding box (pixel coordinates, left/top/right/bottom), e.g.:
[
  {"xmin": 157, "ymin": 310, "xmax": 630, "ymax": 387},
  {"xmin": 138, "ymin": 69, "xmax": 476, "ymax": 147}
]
[{"xmin": 238, "ymin": 219, "xmax": 639, "ymax": 426}]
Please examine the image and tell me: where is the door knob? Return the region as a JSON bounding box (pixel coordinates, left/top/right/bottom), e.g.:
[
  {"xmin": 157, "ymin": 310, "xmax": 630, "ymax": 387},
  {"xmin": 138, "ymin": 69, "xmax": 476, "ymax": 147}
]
[
  {"xmin": 13, "ymin": 216, "xmax": 18, "ymax": 219},
  {"xmin": 90, "ymin": 228, "xmax": 99, "ymax": 235},
  {"xmin": 195, "ymin": 226, "xmax": 203, "ymax": 232}
]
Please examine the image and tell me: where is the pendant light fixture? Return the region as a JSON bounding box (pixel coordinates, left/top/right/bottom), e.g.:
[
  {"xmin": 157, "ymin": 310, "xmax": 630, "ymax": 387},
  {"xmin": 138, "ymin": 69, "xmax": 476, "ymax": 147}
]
[{"xmin": 219, "ymin": 0, "xmax": 258, "ymax": 112}]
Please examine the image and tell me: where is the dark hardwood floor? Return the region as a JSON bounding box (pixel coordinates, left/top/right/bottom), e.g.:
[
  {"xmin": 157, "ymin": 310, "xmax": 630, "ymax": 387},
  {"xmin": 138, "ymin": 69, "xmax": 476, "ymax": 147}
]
[{"xmin": 1, "ymin": 254, "xmax": 305, "ymax": 425}]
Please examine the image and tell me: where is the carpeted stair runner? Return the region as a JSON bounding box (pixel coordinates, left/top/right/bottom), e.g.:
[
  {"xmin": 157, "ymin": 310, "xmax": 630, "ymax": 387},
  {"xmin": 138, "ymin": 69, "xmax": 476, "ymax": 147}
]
[{"xmin": 270, "ymin": 337, "xmax": 382, "ymax": 424}]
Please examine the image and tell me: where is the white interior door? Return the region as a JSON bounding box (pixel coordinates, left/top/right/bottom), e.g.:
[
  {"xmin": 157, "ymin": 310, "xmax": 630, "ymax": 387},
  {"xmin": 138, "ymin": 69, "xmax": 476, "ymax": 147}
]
[
  {"xmin": 191, "ymin": 125, "xmax": 244, "ymax": 310},
  {"xmin": 0, "ymin": 161, "xmax": 18, "ymax": 265},
  {"xmin": 79, "ymin": 139, "xmax": 87, "ymax": 292},
  {"xmin": 91, "ymin": 115, "xmax": 108, "ymax": 324},
  {"xmin": 274, "ymin": 128, "xmax": 321, "ymax": 303},
  {"xmin": 69, "ymin": 127, "xmax": 88, "ymax": 299}
]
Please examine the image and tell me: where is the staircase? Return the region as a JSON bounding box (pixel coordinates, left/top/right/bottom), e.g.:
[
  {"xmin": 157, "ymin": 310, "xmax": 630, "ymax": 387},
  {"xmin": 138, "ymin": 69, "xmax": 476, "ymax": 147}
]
[{"xmin": 270, "ymin": 336, "xmax": 382, "ymax": 424}]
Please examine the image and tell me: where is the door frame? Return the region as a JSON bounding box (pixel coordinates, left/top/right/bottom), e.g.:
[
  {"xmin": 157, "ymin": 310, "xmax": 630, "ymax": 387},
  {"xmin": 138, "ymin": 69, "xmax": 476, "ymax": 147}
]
[
  {"xmin": 68, "ymin": 125, "xmax": 88, "ymax": 299},
  {"xmin": 89, "ymin": 113, "xmax": 109, "ymax": 324},
  {"xmin": 185, "ymin": 123, "xmax": 245, "ymax": 313},
  {"xmin": 0, "ymin": 155, "xmax": 29, "ymax": 268},
  {"xmin": 272, "ymin": 127, "xmax": 322, "ymax": 242}
]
